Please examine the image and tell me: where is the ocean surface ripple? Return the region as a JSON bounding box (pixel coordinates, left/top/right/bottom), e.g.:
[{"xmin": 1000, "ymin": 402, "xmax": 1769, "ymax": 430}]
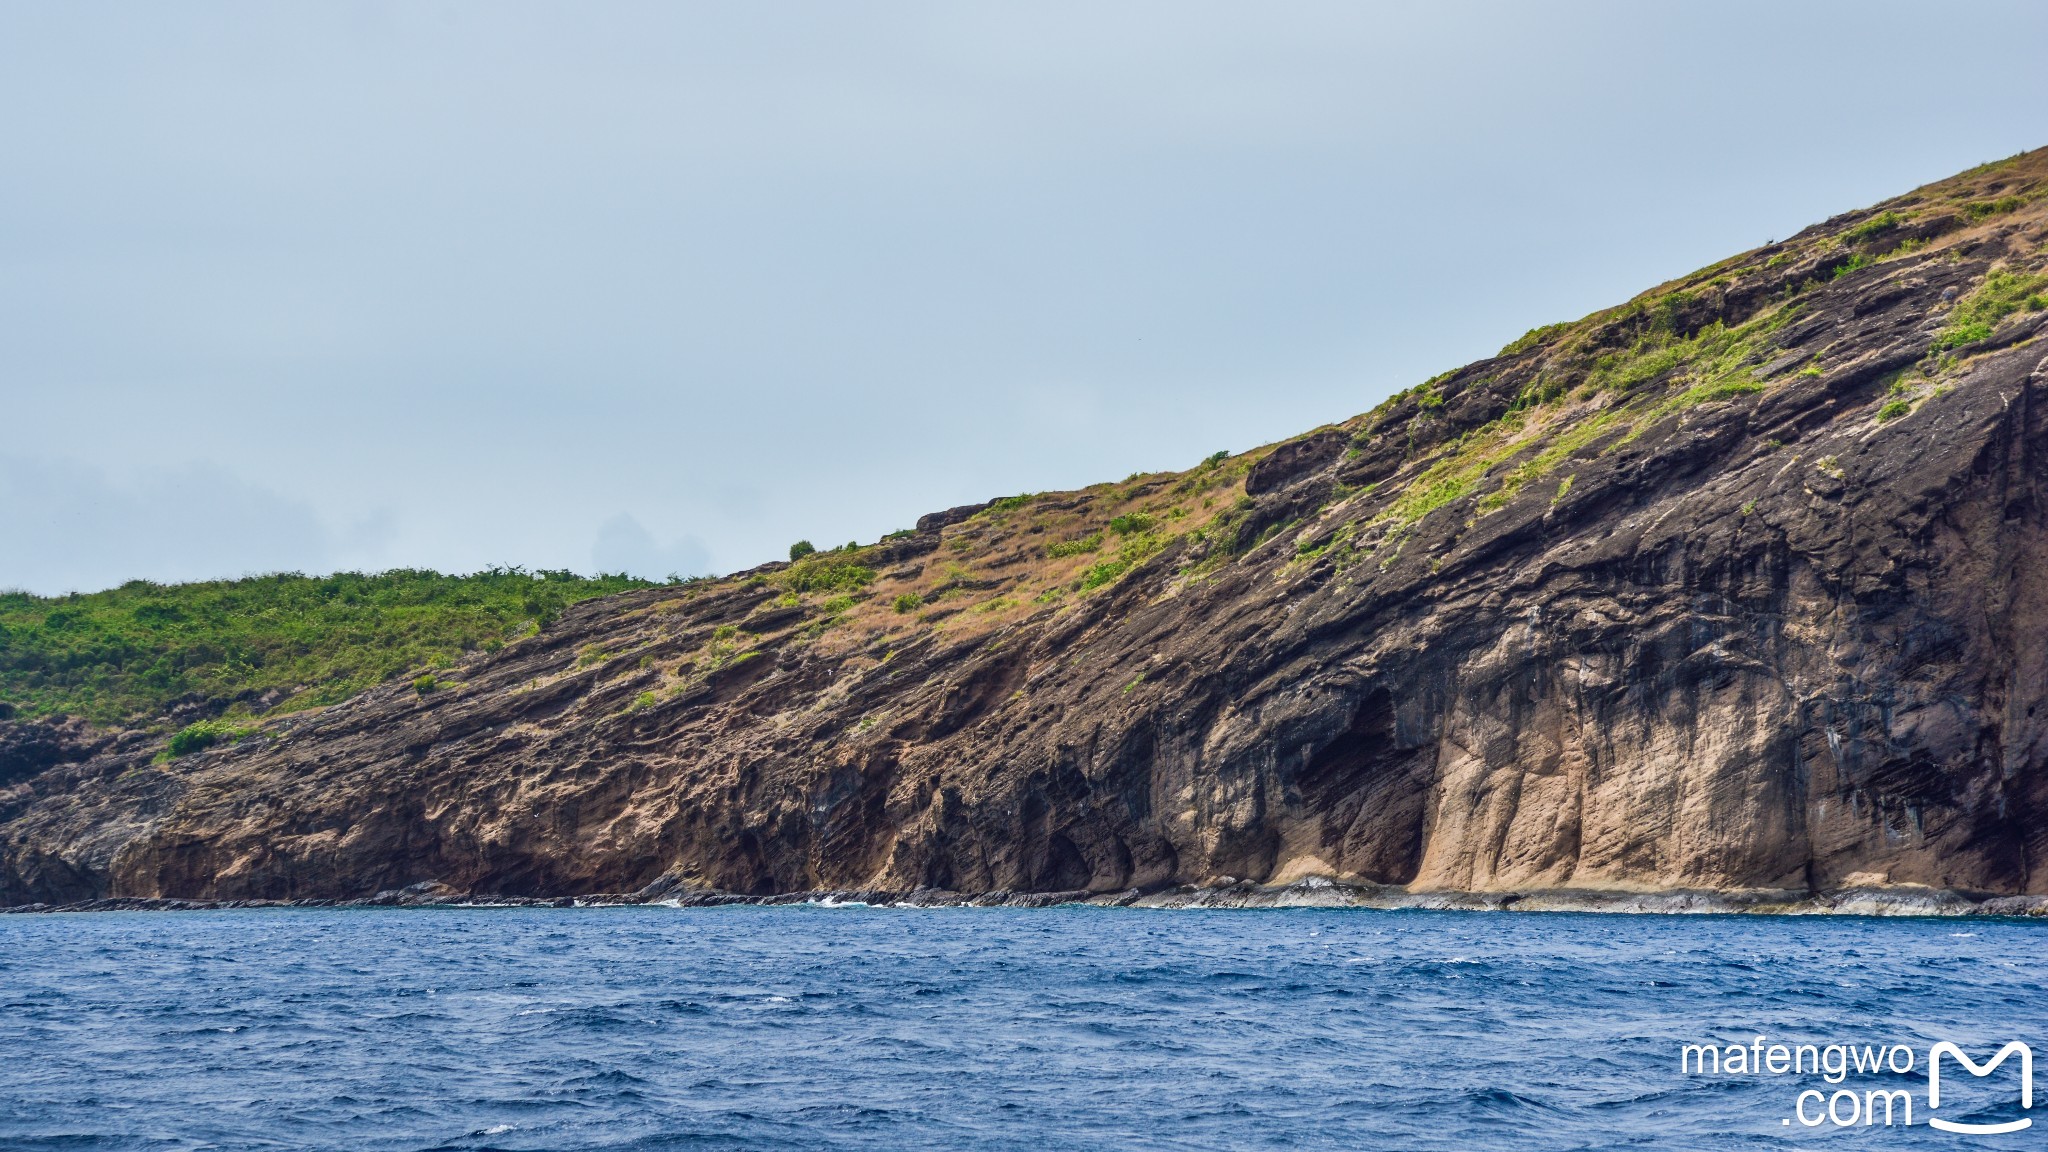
[{"xmin": 1, "ymin": 906, "xmax": 2042, "ymax": 1150}]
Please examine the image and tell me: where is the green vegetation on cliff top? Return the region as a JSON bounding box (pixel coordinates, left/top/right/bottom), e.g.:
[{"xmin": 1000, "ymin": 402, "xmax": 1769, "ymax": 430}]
[{"xmin": 0, "ymin": 569, "xmax": 655, "ymax": 725}]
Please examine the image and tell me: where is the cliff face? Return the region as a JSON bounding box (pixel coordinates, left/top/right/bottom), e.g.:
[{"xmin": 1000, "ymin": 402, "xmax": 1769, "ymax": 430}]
[{"xmin": 7, "ymin": 151, "xmax": 2048, "ymax": 907}]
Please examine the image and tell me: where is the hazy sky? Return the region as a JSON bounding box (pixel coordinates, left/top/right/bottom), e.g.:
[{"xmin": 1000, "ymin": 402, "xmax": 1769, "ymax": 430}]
[{"xmin": 4, "ymin": 2, "xmax": 2044, "ymax": 594}]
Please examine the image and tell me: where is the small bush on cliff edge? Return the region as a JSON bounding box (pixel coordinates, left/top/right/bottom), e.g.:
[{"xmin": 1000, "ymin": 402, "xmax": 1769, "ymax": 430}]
[
  {"xmin": 166, "ymin": 718, "xmax": 254, "ymax": 759},
  {"xmin": 781, "ymin": 555, "xmax": 876, "ymax": 595},
  {"xmin": 1045, "ymin": 533, "xmax": 1103, "ymax": 558},
  {"xmin": 1843, "ymin": 211, "xmax": 1903, "ymax": 244}
]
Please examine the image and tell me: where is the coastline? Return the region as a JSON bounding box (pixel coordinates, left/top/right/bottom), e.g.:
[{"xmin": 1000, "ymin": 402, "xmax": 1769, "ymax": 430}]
[{"xmin": 8, "ymin": 877, "xmax": 2047, "ymax": 918}]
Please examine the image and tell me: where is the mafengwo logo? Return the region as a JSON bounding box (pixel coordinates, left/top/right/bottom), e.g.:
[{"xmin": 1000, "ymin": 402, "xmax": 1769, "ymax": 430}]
[
  {"xmin": 1928, "ymin": 1042, "xmax": 2032, "ymax": 1135},
  {"xmin": 1680, "ymin": 1037, "xmax": 2032, "ymax": 1132}
]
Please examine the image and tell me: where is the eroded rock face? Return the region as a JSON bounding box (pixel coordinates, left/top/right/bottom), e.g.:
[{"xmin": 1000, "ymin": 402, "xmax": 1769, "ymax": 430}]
[{"xmin": 6, "ymin": 152, "xmax": 2048, "ymax": 906}]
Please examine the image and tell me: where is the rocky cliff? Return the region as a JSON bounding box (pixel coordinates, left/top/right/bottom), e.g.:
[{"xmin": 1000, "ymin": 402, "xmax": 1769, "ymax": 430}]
[{"xmin": 7, "ymin": 150, "xmax": 2048, "ymax": 909}]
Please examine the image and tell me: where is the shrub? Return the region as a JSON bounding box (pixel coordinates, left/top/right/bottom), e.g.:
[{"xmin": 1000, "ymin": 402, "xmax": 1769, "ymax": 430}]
[
  {"xmin": 1964, "ymin": 195, "xmax": 2027, "ymax": 221},
  {"xmin": 413, "ymin": 673, "xmax": 439, "ymax": 695},
  {"xmin": 892, "ymin": 593, "xmax": 922, "ymax": 614},
  {"xmin": 1512, "ymin": 374, "xmax": 1570, "ymax": 410},
  {"xmin": 1691, "ymin": 379, "xmax": 1766, "ymax": 404},
  {"xmin": 781, "ymin": 558, "xmax": 875, "ymax": 595},
  {"xmin": 1077, "ymin": 560, "xmax": 1129, "ymax": 590},
  {"xmin": 1934, "ymin": 321, "xmax": 1993, "ymax": 349},
  {"xmin": 988, "ymin": 494, "xmax": 1033, "ymax": 513},
  {"xmin": 1109, "ymin": 513, "xmax": 1154, "ymax": 536},
  {"xmin": 1499, "ymin": 322, "xmax": 1570, "ymax": 357},
  {"xmin": 1830, "ymin": 253, "xmax": 1870, "ymax": 279},
  {"xmin": 1583, "ymin": 314, "xmax": 1759, "ymax": 393},
  {"xmin": 1045, "ymin": 533, "xmax": 1103, "ymax": 559},
  {"xmin": 1934, "ymin": 267, "xmax": 2048, "ymax": 350},
  {"xmin": 788, "ymin": 540, "xmax": 816, "ymax": 561},
  {"xmin": 1201, "ymin": 450, "xmax": 1230, "ymax": 468},
  {"xmin": 1844, "ymin": 211, "xmax": 1903, "ymax": 243},
  {"xmin": 166, "ymin": 719, "xmax": 251, "ymax": 758},
  {"xmin": 1075, "ymin": 531, "xmax": 1166, "ymax": 589},
  {"xmin": 1877, "ymin": 399, "xmax": 1911, "ymax": 422},
  {"xmin": 166, "ymin": 722, "xmax": 214, "ymax": 758}
]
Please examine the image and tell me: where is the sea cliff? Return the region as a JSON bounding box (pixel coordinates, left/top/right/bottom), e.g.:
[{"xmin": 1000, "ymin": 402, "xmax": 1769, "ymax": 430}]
[{"xmin": 6, "ymin": 149, "xmax": 2048, "ymax": 911}]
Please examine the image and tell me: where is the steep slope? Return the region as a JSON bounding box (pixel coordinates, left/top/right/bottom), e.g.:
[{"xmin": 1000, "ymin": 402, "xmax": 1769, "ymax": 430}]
[{"xmin": 6, "ymin": 149, "xmax": 2048, "ymax": 909}]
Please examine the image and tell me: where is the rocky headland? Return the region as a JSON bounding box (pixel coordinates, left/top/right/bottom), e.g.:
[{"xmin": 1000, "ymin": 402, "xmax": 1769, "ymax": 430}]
[{"xmin": 7, "ymin": 149, "xmax": 2048, "ymax": 915}]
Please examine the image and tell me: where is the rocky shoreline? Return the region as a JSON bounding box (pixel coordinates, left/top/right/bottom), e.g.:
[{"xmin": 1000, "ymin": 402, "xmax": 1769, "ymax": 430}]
[{"xmin": 7, "ymin": 877, "xmax": 2047, "ymax": 918}]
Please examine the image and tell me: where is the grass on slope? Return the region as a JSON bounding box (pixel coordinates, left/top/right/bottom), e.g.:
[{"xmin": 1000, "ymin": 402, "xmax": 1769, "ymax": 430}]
[
  {"xmin": 1355, "ymin": 147, "xmax": 2048, "ymax": 540},
  {"xmin": 0, "ymin": 568, "xmax": 656, "ymax": 726}
]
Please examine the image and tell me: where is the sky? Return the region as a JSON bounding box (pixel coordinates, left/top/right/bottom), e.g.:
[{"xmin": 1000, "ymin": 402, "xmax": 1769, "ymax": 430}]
[{"xmin": 3, "ymin": 1, "xmax": 2045, "ymax": 595}]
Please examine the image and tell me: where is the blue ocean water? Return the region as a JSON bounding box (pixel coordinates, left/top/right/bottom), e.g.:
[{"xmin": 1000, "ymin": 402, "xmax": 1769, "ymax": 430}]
[{"xmin": 0, "ymin": 906, "xmax": 2042, "ymax": 1151}]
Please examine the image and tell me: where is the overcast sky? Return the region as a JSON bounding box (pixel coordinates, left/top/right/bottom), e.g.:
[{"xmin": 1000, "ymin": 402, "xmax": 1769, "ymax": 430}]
[{"xmin": 4, "ymin": 2, "xmax": 2044, "ymax": 594}]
